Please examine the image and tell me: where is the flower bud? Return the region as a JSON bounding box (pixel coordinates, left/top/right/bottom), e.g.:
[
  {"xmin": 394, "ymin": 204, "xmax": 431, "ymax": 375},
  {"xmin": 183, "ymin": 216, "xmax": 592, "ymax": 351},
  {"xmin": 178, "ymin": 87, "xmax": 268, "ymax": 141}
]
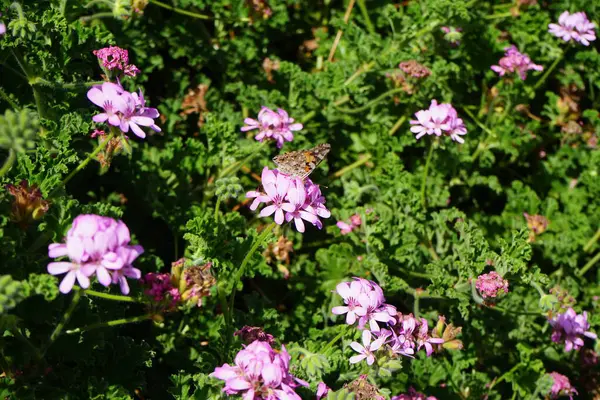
[{"xmin": 6, "ymin": 181, "xmax": 49, "ymax": 228}]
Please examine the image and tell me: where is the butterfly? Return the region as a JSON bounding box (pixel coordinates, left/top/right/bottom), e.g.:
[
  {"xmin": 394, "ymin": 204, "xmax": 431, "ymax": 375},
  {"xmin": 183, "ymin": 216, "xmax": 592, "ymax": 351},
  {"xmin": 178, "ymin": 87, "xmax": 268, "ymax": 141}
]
[{"xmin": 272, "ymin": 143, "xmax": 331, "ymax": 180}]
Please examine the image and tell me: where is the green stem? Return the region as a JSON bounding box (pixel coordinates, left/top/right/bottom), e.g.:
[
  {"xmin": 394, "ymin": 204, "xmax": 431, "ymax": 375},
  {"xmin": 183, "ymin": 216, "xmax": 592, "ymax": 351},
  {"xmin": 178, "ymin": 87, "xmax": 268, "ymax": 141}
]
[
  {"xmin": 397, "ymin": 266, "xmax": 434, "ymax": 280},
  {"xmin": 388, "ymin": 115, "xmax": 406, "ymax": 136},
  {"xmin": 576, "ymin": 251, "xmax": 600, "ymax": 277},
  {"xmin": 30, "ymin": 78, "xmax": 104, "ymax": 90},
  {"xmin": 322, "ymin": 327, "xmax": 348, "ymax": 354},
  {"xmin": 583, "ymin": 227, "xmax": 600, "ymax": 253},
  {"xmin": 218, "ymin": 142, "xmax": 266, "ymax": 179},
  {"xmin": 331, "ymin": 154, "xmax": 372, "ymax": 178},
  {"xmin": 51, "ymin": 133, "xmax": 114, "ymax": 195},
  {"xmin": 484, "ymin": 11, "xmax": 514, "ymax": 20},
  {"xmin": 79, "ymin": 11, "xmax": 114, "ymax": 21},
  {"xmin": 356, "ymin": 0, "xmax": 374, "ymax": 34},
  {"xmin": 0, "ymin": 86, "xmax": 20, "ymax": 109},
  {"xmin": 66, "ymin": 314, "xmax": 152, "ymax": 334},
  {"xmin": 533, "ymin": 53, "xmax": 563, "ymax": 91},
  {"xmin": 84, "ymin": 289, "xmax": 138, "ymax": 303},
  {"xmin": 335, "ymin": 88, "xmax": 405, "ymax": 114},
  {"xmin": 413, "ymin": 296, "xmax": 421, "ymax": 318},
  {"xmin": 43, "ymin": 289, "xmax": 82, "ymax": 355},
  {"xmin": 148, "ymin": 0, "xmax": 212, "ymax": 20},
  {"xmin": 214, "ymin": 197, "xmax": 222, "ymax": 223},
  {"xmin": 343, "ymin": 61, "xmax": 375, "ymax": 86},
  {"xmin": 0, "ymin": 149, "xmax": 16, "ymax": 177},
  {"xmin": 227, "ymin": 223, "xmax": 276, "ymax": 327},
  {"xmin": 420, "ymin": 141, "xmax": 435, "ymax": 209},
  {"xmin": 300, "ymin": 110, "xmax": 316, "ymax": 124},
  {"xmin": 463, "ymin": 107, "xmax": 496, "ymax": 138},
  {"xmin": 530, "ymin": 281, "xmax": 545, "ymax": 297},
  {"xmin": 484, "ymin": 304, "xmax": 543, "ymax": 316}
]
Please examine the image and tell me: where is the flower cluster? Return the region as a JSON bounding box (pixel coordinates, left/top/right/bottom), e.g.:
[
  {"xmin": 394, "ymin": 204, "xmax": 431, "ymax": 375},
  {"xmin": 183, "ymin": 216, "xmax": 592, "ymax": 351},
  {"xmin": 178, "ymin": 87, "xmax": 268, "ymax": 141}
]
[
  {"xmin": 87, "ymin": 82, "xmax": 161, "ymax": 139},
  {"xmin": 441, "ymin": 26, "xmax": 462, "ymax": 46},
  {"xmin": 141, "ymin": 259, "xmax": 215, "ymax": 308},
  {"xmin": 392, "ymin": 387, "xmax": 437, "ymax": 400},
  {"xmin": 549, "ymin": 11, "xmax": 597, "ymax": 46},
  {"xmin": 247, "ymin": 167, "xmax": 330, "ymax": 232},
  {"xmin": 524, "ymin": 212, "xmax": 549, "ymax": 242},
  {"xmin": 93, "ymin": 46, "xmax": 141, "ymax": 77},
  {"xmin": 47, "ymin": 214, "xmax": 143, "ymax": 294},
  {"xmin": 211, "ymin": 340, "xmax": 307, "ymax": 399},
  {"xmin": 490, "ymin": 45, "xmax": 543, "ymax": 80},
  {"xmin": 549, "ymin": 308, "xmax": 597, "ymax": 352},
  {"xmin": 333, "ymin": 278, "xmax": 452, "ymax": 366},
  {"xmin": 475, "ymin": 271, "xmax": 509, "ymax": 299},
  {"xmin": 399, "ymin": 60, "xmax": 431, "ymax": 78},
  {"xmin": 337, "ymin": 214, "xmax": 361, "ymax": 235},
  {"xmin": 549, "ymin": 372, "xmax": 577, "ymax": 400},
  {"xmin": 410, "ymin": 100, "xmax": 467, "ymax": 143},
  {"xmin": 242, "ymin": 106, "xmax": 302, "ymax": 148},
  {"xmin": 234, "ymin": 326, "xmax": 275, "ymax": 345}
]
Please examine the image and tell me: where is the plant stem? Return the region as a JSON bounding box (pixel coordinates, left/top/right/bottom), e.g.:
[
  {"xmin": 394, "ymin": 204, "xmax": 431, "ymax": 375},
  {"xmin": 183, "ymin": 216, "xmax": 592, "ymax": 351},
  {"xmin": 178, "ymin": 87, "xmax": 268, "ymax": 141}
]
[
  {"xmin": 388, "ymin": 115, "xmax": 406, "ymax": 136},
  {"xmin": 343, "ymin": 61, "xmax": 375, "ymax": 86},
  {"xmin": 331, "ymin": 153, "xmax": 372, "ymax": 178},
  {"xmin": 0, "ymin": 86, "xmax": 20, "ymax": 109},
  {"xmin": 51, "ymin": 133, "xmax": 114, "ymax": 195},
  {"xmin": 0, "ymin": 149, "xmax": 16, "ymax": 177},
  {"xmin": 420, "ymin": 141, "xmax": 435, "ymax": 209},
  {"xmin": 66, "ymin": 314, "xmax": 152, "ymax": 334},
  {"xmin": 43, "ymin": 289, "xmax": 82, "ymax": 355},
  {"xmin": 328, "ymin": 0, "xmax": 356, "ymax": 62},
  {"xmin": 83, "ymin": 289, "xmax": 138, "ymax": 302},
  {"xmin": 463, "ymin": 107, "xmax": 496, "ymax": 138},
  {"xmin": 576, "ymin": 251, "xmax": 600, "ymax": 277},
  {"xmin": 336, "ymin": 88, "xmax": 404, "ymax": 114},
  {"xmin": 530, "ymin": 281, "xmax": 545, "ymax": 297},
  {"xmin": 583, "ymin": 227, "xmax": 600, "ymax": 253},
  {"xmin": 413, "ymin": 295, "xmax": 421, "ymax": 318},
  {"xmin": 322, "ymin": 326, "xmax": 348, "ymax": 354},
  {"xmin": 227, "ymin": 223, "xmax": 276, "ymax": 327},
  {"xmin": 30, "ymin": 78, "xmax": 104, "ymax": 90},
  {"xmin": 214, "ymin": 197, "xmax": 222, "ymax": 223},
  {"xmin": 533, "ymin": 53, "xmax": 563, "ymax": 91},
  {"xmin": 356, "ymin": 0, "xmax": 374, "ymax": 34},
  {"xmin": 484, "ymin": 11, "xmax": 514, "ymax": 19},
  {"xmin": 148, "ymin": 0, "xmax": 212, "ymax": 20}
]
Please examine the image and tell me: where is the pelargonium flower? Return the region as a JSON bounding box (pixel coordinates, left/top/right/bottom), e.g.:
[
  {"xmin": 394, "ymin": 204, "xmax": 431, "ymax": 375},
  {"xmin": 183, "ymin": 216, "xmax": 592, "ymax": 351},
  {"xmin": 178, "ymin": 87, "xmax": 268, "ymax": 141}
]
[
  {"xmin": 549, "ymin": 308, "xmax": 597, "ymax": 352},
  {"xmin": 549, "ymin": 372, "xmax": 577, "ymax": 400},
  {"xmin": 246, "ymin": 167, "xmax": 329, "ymax": 232},
  {"xmin": 87, "ymin": 82, "xmax": 161, "ymax": 139},
  {"xmin": 242, "ymin": 106, "xmax": 302, "ymax": 148},
  {"xmin": 392, "ymin": 388, "xmax": 437, "ymax": 400},
  {"xmin": 491, "ymin": 45, "xmax": 543, "ymax": 80},
  {"xmin": 93, "ymin": 46, "xmax": 141, "ymax": 76},
  {"xmin": 141, "ymin": 272, "xmax": 181, "ymax": 306},
  {"xmin": 549, "ymin": 11, "xmax": 596, "ymax": 46},
  {"xmin": 410, "ymin": 100, "xmax": 467, "ymax": 143},
  {"xmin": 316, "ymin": 382, "xmax": 331, "ymax": 400},
  {"xmin": 337, "ymin": 214, "xmax": 361, "ymax": 235},
  {"xmin": 0, "ymin": 14, "xmax": 5, "ymax": 36},
  {"xmin": 234, "ymin": 326, "xmax": 275, "ymax": 345},
  {"xmin": 349, "ymin": 330, "xmax": 386, "ymax": 365},
  {"xmin": 47, "ymin": 214, "xmax": 143, "ymax": 294},
  {"xmin": 211, "ymin": 340, "xmax": 307, "ymax": 399},
  {"xmin": 475, "ymin": 271, "xmax": 509, "ymax": 299}
]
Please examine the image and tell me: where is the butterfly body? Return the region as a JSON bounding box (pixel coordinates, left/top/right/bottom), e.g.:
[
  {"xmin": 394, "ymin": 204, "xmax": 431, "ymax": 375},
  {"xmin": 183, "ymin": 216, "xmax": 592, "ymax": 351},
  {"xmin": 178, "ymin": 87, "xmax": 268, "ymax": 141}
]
[{"xmin": 272, "ymin": 143, "xmax": 331, "ymax": 179}]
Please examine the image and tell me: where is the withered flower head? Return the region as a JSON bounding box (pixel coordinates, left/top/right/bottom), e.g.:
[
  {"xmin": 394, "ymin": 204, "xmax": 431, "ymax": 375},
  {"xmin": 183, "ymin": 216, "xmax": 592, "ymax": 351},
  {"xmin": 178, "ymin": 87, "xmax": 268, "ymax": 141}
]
[
  {"xmin": 433, "ymin": 315, "xmax": 463, "ymax": 352},
  {"xmin": 264, "ymin": 236, "xmax": 294, "ymax": 265},
  {"xmin": 170, "ymin": 258, "xmax": 216, "ymax": 308},
  {"xmin": 549, "ymin": 286, "xmax": 576, "ymax": 313},
  {"xmin": 234, "ymin": 325, "xmax": 275, "ymax": 345},
  {"xmin": 523, "ymin": 213, "xmax": 549, "ymax": 242},
  {"xmin": 344, "ymin": 375, "xmax": 385, "ymax": 400},
  {"xmin": 262, "ymin": 58, "xmax": 280, "ymax": 83},
  {"xmin": 132, "ymin": 0, "xmax": 149, "ymax": 13},
  {"xmin": 6, "ymin": 180, "xmax": 49, "ymax": 228},
  {"xmin": 245, "ymin": 0, "xmax": 272, "ymax": 22},
  {"xmin": 96, "ymin": 135, "xmax": 126, "ymax": 169},
  {"xmin": 399, "ymin": 60, "xmax": 431, "ymax": 78},
  {"xmin": 180, "ymin": 84, "xmax": 209, "ymax": 127}
]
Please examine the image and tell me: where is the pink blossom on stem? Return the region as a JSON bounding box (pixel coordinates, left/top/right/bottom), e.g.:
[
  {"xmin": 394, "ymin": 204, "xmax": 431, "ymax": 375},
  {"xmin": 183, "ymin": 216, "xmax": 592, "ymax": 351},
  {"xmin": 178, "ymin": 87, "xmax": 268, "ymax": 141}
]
[
  {"xmin": 349, "ymin": 330, "xmax": 386, "ymax": 365},
  {"xmin": 316, "ymin": 382, "xmax": 331, "ymax": 399},
  {"xmin": 242, "ymin": 106, "xmax": 302, "ymax": 148},
  {"xmin": 549, "ymin": 372, "xmax": 577, "ymax": 400},
  {"xmin": 490, "ymin": 45, "xmax": 543, "ymax": 80},
  {"xmin": 410, "ymin": 100, "xmax": 467, "ymax": 143},
  {"xmin": 47, "ymin": 214, "xmax": 143, "ymax": 294},
  {"xmin": 392, "ymin": 387, "xmax": 438, "ymax": 400},
  {"xmin": 475, "ymin": 271, "xmax": 509, "ymax": 299},
  {"xmin": 337, "ymin": 214, "xmax": 361, "ymax": 235},
  {"xmin": 549, "ymin": 11, "xmax": 596, "ymax": 46},
  {"xmin": 331, "ymin": 280, "xmax": 368, "ymax": 325},
  {"xmin": 549, "ymin": 308, "xmax": 597, "ymax": 352},
  {"xmin": 93, "ymin": 46, "xmax": 141, "ymax": 75}
]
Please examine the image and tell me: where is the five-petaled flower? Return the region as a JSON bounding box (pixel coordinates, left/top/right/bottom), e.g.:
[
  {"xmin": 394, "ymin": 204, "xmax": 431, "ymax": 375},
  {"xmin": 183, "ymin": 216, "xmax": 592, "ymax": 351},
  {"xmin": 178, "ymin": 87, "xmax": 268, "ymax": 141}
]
[
  {"xmin": 349, "ymin": 330, "xmax": 386, "ymax": 365},
  {"xmin": 410, "ymin": 100, "xmax": 467, "ymax": 143},
  {"xmin": 242, "ymin": 106, "xmax": 303, "ymax": 148},
  {"xmin": 491, "ymin": 45, "xmax": 543, "ymax": 80},
  {"xmin": 549, "ymin": 11, "xmax": 596, "ymax": 46}
]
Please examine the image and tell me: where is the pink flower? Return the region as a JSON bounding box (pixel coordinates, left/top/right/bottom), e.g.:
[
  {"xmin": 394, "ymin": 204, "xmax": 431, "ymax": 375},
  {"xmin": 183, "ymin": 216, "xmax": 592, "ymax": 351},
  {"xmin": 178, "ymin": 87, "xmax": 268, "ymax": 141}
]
[
  {"xmin": 549, "ymin": 11, "xmax": 596, "ymax": 46},
  {"xmin": 337, "ymin": 214, "xmax": 361, "ymax": 235},
  {"xmin": 549, "ymin": 372, "xmax": 577, "ymax": 399},
  {"xmin": 119, "ymin": 91, "xmax": 161, "ymax": 139},
  {"xmin": 415, "ymin": 318, "xmax": 445, "ymax": 356},
  {"xmin": 87, "ymin": 82, "xmax": 127, "ymax": 127},
  {"xmin": 211, "ymin": 340, "xmax": 305, "ymax": 399},
  {"xmin": 316, "ymin": 382, "xmax": 331, "ymax": 399},
  {"xmin": 242, "ymin": 106, "xmax": 302, "ymax": 148},
  {"xmin": 93, "ymin": 46, "xmax": 141, "ymax": 75},
  {"xmin": 47, "ymin": 214, "xmax": 143, "ymax": 294},
  {"xmin": 549, "ymin": 308, "xmax": 597, "ymax": 352},
  {"xmin": 91, "ymin": 129, "xmax": 105, "ymax": 138},
  {"xmin": 331, "ymin": 280, "xmax": 368, "ymax": 325},
  {"xmin": 349, "ymin": 330, "xmax": 386, "ymax": 365},
  {"xmin": 475, "ymin": 271, "xmax": 509, "ymax": 299},
  {"xmin": 491, "ymin": 45, "xmax": 543, "ymax": 80},
  {"xmin": 410, "ymin": 100, "xmax": 467, "ymax": 143},
  {"xmin": 246, "ymin": 167, "xmax": 330, "ymax": 231}
]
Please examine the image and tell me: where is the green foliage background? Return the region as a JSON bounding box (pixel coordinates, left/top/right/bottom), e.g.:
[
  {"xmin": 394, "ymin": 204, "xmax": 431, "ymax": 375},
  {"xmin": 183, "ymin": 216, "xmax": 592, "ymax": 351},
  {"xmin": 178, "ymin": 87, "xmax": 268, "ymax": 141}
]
[{"xmin": 1, "ymin": 0, "xmax": 599, "ymax": 398}]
